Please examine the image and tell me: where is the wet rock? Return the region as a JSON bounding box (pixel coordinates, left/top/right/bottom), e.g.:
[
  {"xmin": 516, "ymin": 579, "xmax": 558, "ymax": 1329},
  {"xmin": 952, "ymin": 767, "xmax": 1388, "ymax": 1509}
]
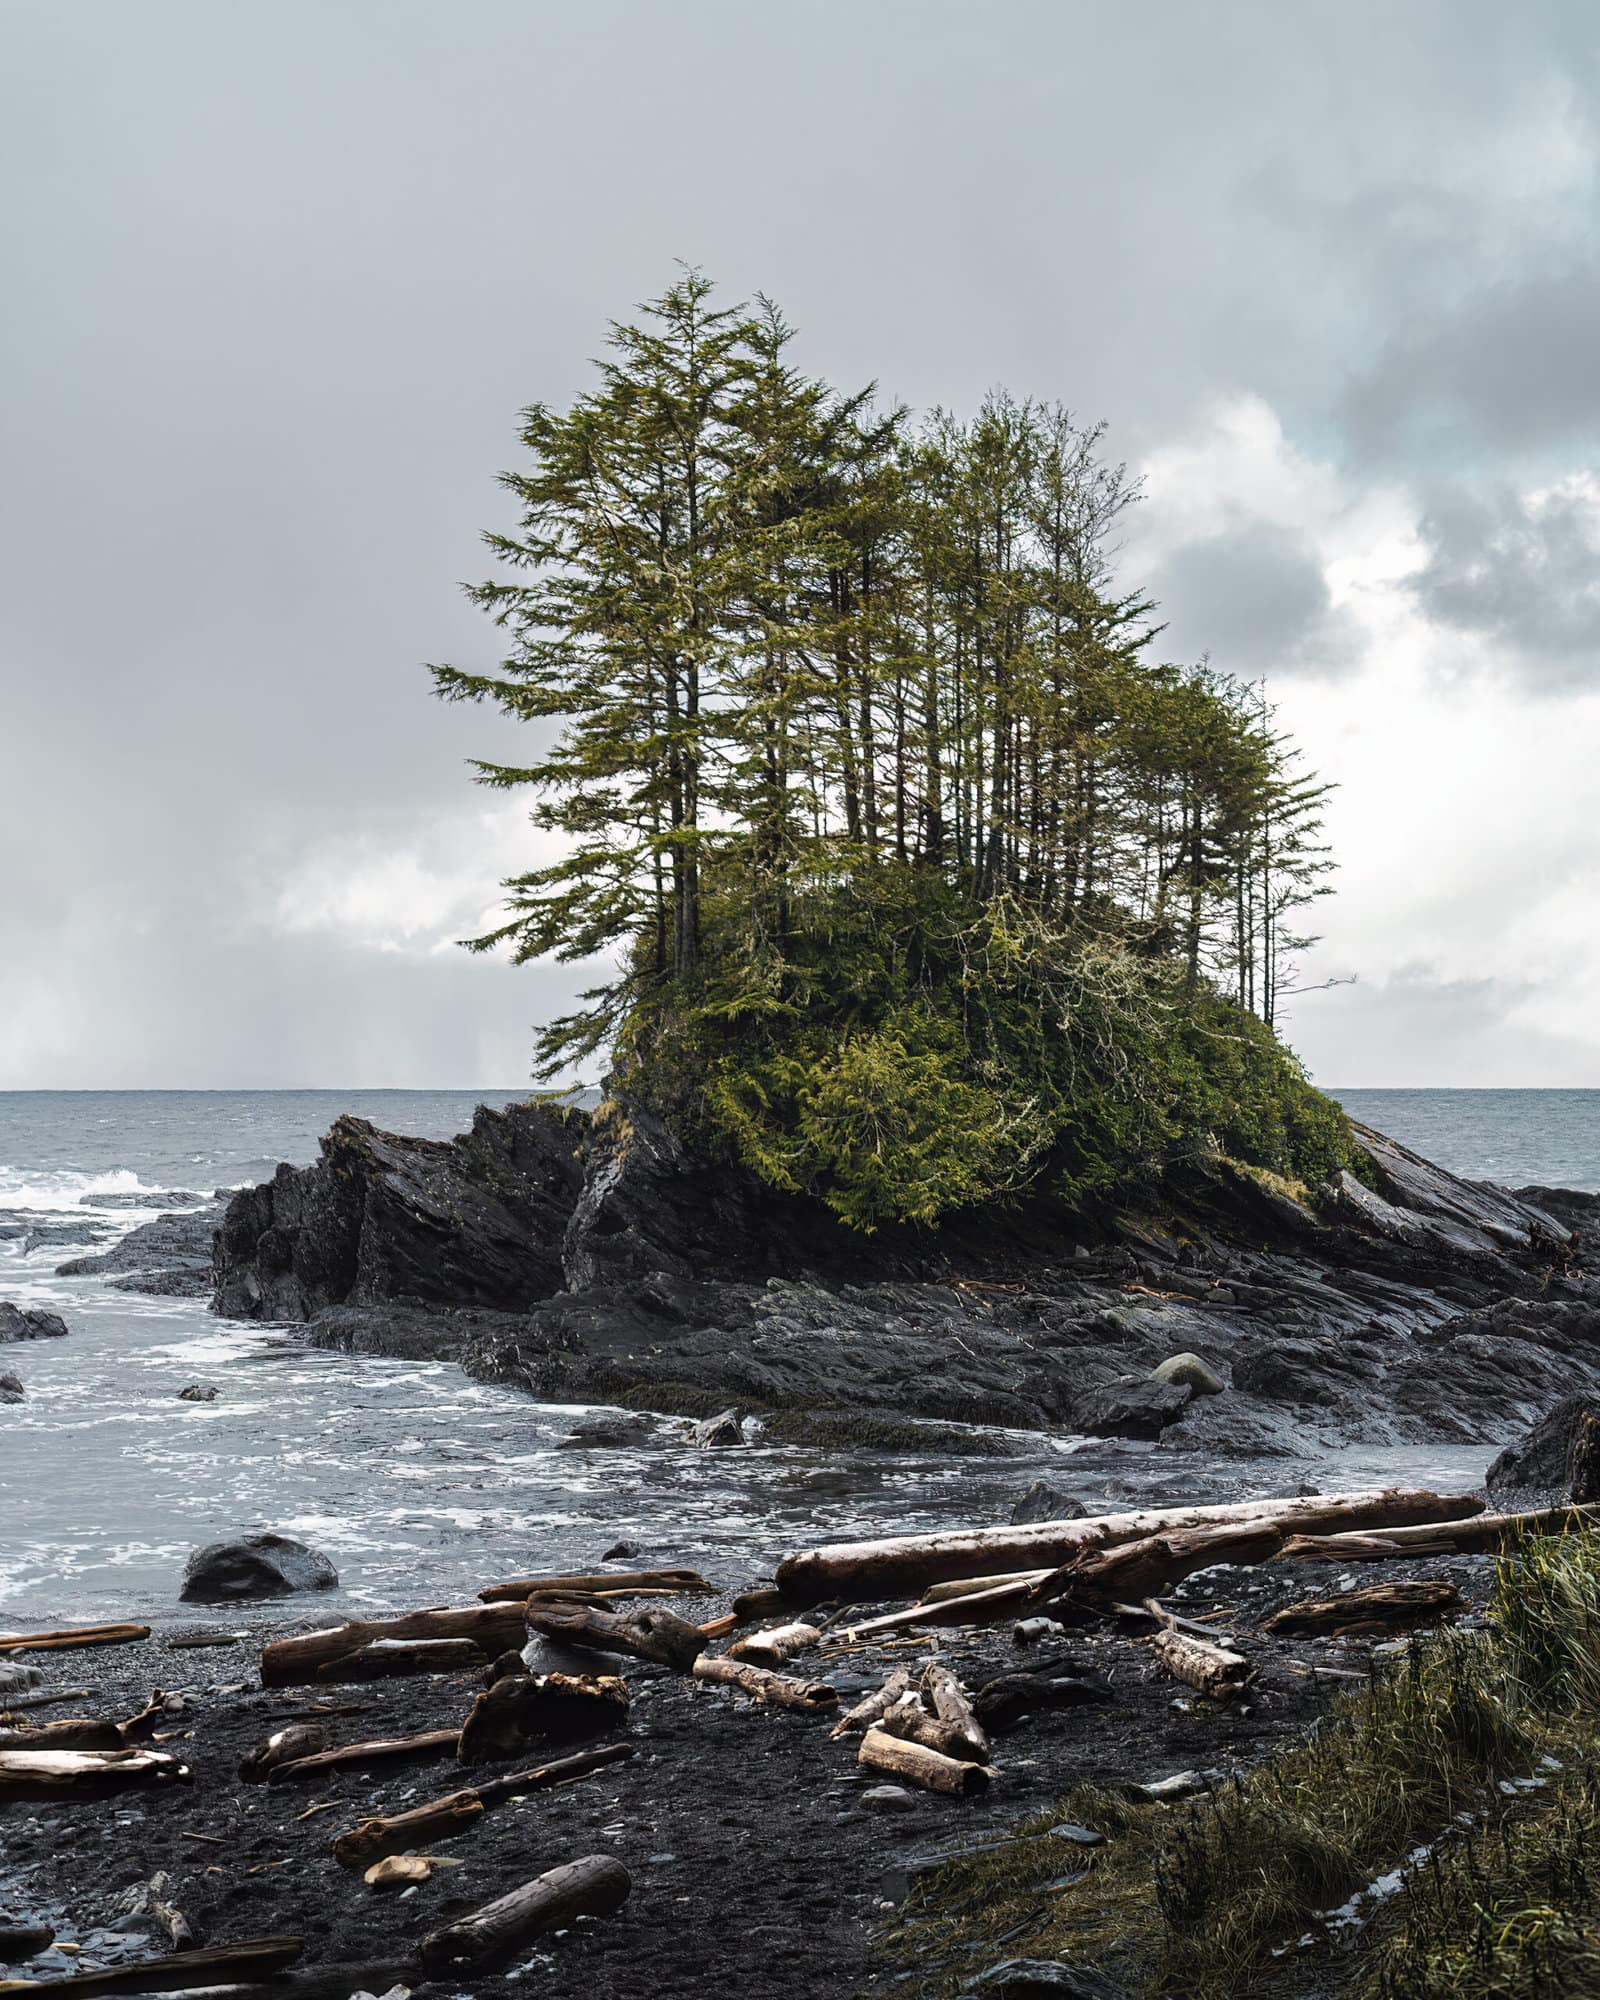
[
  {"xmin": 1072, "ymin": 1376, "xmax": 1192, "ymax": 1440},
  {"xmin": 690, "ymin": 1406, "xmax": 746, "ymax": 1448},
  {"xmin": 0, "ymin": 1662, "xmax": 44, "ymax": 1693},
  {"xmin": 0, "ymin": 1304, "xmax": 67, "ymax": 1343},
  {"xmin": 973, "ymin": 1672, "xmax": 1115, "ymax": 1732},
  {"xmin": 1009, "ymin": 1480, "xmax": 1086, "ymax": 1525},
  {"xmin": 214, "ymin": 1101, "xmax": 585, "ymax": 1320},
  {"xmin": 0, "ymin": 1926, "xmax": 54, "ymax": 1963},
  {"xmin": 558, "ymin": 1414, "xmax": 659, "ymax": 1451},
  {"xmin": 177, "ymin": 1384, "xmax": 218, "ymax": 1403},
  {"xmin": 0, "ymin": 1372, "xmax": 23, "ymax": 1403},
  {"xmin": 180, "ymin": 1531, "xmax": 338, "ymax": 1602},
  {"xmin": 1150, "ymin": 1351, "xmax": 1225, "ymax": 1395},
  {"xmin": 862, "ymin": 1784, "xmax": 918, "ymax": 1810},
  {"xmin": 962, "ymin": 1960, "xmax": 1129, "ymax": 1998},
  {"xmin": 57, "ymin": 1208, "xmax": 218, "ymax": 1295},
  {"xmin": 85, "ymin": 1189, "xmax": 206, "ymax": 1209},
  {"xmin": 1487, "ymin": 1393, "xmax": 1600, "ymax": 1498},
  {"xmin": 601, "ymin": 1540, "xmax": 640, "ymax": 1561}
]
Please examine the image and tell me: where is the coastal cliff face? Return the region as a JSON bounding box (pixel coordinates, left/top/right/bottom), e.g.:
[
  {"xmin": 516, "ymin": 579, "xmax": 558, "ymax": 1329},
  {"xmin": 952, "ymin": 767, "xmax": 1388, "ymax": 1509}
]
[{"xmin": 210, "ymin": 1099, "xmax": 1600, "ymax": 1453}]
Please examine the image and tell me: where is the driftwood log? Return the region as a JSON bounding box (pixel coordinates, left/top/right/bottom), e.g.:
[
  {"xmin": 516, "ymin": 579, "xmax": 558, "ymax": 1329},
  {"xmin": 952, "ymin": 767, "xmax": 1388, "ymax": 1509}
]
[
  {"xmin": 922, "ymin": 1663, "xmax": 990, "ymax": 1761},
  {"xmin": 731, "ymin": 1586, "xmax": 788, "ymax": 1622},
  {"xmin": 830, "ymin": 1667, "xmax": 915, "ymax": 1739},
  {"xmin": 775, "ymin": 1489, "xmax": 1484, "ymax": 1606},
  {"xmin": 1278, "ymin": 1504, "xmax": 1600, "ymax": 1564},
  {"xmin": 857, "ymin": 1725, "xmax": 989, "ymax": 1796},
  {"xmin": 419, "ymin": 1856, "xmax": 632, "ymax": 1976},
  {"xmin": 259, "ymin": 1605, "xmax": 528, "ymax": 1688},
  {"xmin": 112, "ymin": 1874, "xmax": 194, "ymax": 1952},
  {"xmin": 331, "ymin": 1742, "xmax": 633, "ymax": 1872},
  {"xmin": 266, "ymin": 1727, "xmax": 461, "ymax": 1785},
  {"xmin": 691, "ymin": 1655, "xmax": 838, "ymax": 1712},
  {"xmin": 313, "ymin": 1638, "xmax": 489, "ymax": 1683},
  {"xmin": 728, "ymin": 1621, "xmax": 823, "ymax": 1667},
  {"xmin": 0, "ymin": 1938, "xmax": 303, "ymax": 1995},
  {"xmin": 878, "ymin": 1695, "xmax": 982, "ymax": 1763},
  {"xmin": 458, "ymin": 1672, "xmax": 628, "ymax": 1765},
  {"xmin": 524, "ymin": 1598, "xmax": 705, "ymax": 1671},
  {"xmin": 0, "ymin": 1687, "xmax": 92, "ymax": 1717},
  {"xmin": 0, "ymin": 1720, "xmax": 124, "ymax": 1754},
  {"xmin": 1263, "ymin": 1580, "xmax": 1463, "ymax": 1637},
  {"xmin": 1147, "ymin": 1608, "xmax": 1252, "ymax": 1700},
  {"xmin": 1031, "ymin": 1524, "xmax": 1287, "ymax": 1612},
  {"xmin": 479, "ymin": 1567, "xmax": 711, "ymax": 1604},
  {"xmin": 0, "ymin": 1624, "xmax": 151, "ymax": 1657},
  {"xmin": 238, "ymin": 1724, "xmax": 331, "ymax": 1783},
  {"xmin": 0, "ymin": 1748, "xmax": 189, "ymax": 1800}
]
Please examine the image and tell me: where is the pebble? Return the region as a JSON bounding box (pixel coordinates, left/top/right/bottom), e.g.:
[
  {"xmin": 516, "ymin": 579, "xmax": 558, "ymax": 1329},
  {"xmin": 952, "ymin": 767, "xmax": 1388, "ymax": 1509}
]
[{"xmin": 861, "ymin": 1785, "xmax": 918, "ymax": 1810}]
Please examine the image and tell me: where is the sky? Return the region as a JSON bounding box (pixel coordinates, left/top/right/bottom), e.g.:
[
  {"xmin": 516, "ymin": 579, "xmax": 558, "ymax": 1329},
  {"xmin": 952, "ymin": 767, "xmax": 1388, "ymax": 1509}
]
[{"xmin": 4, "ymin": 0, "xmax": 1600, "ymax": 1090}]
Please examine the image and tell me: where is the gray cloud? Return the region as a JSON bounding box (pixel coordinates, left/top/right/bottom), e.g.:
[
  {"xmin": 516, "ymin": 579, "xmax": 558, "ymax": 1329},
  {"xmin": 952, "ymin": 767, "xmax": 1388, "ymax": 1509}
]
[
  {"xmin": 1408, "ymin": 479, "xmax": 1600, "ymax": 686},
  {"xmin": 1146, "ymin": 526, "xmax": 1358, "ymax": 678}
]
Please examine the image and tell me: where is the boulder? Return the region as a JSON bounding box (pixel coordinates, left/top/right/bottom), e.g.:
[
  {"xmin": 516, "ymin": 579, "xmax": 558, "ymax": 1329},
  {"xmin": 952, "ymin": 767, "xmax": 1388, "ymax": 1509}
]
[
  {"xmin": 1487, "ymin": 1394, "xmax": 1600, "ymax": 1499},
  {"xmin": 690, "ymin": 1406, "xmax": 746, "ymax": 1448},
  {"xmin": 57, "ymin": 1208, "xmax": 218, "ymax": 1296},
  {"xmin": 1150, "ymin": 1351, "xmax": 1225, "ymax": 1396},
  {"xmin": 1072, "ymin": 1376, "xmax": 1192, "ymax": 1440},
  {"xmin": 0, "ymin": 1661, "xmax": 44, "ymax": 1693},
  {"xmin": 180, "ymin": 1531, "xmax": 338, "ymax": 1602},
  {"xmin": 0, "ymin": 1371, "xmax": 23, "ymax": 1403},
  {"xmin": 0, "ymin": 1304, "xmax": 67, "ymax": 1343},
  {"xmin": 177, "ymin": 1384, "xmax": 219, "ymax": 1403},
  {"xmin": 1009, "ymin": 1480, "xmax": 1086, "ymax": 1525},
  {"xmin": 557, "ymin": 1414, "xmax": 659, "ymax": 1451}
]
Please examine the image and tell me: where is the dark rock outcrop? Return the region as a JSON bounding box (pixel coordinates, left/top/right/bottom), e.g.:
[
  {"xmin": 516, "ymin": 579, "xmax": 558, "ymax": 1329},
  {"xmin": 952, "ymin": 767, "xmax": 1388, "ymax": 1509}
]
[
  {"xmin": 213, "ymin": 1101, "xmax": 586, "ymax": 1320},
  {"xmin": 177, "ymin": 1383, "xmax": 219, "ymax": 1403},
  {"xmin": 1010, "ymin": 1480, "xmax": 1086, "ymax": 1525},
  {"xmin": 1487, "ymin": 1392, "xmax": 1600, "ymax": 1498},
  {"xmin": 0, "ymin": 1371, "xmax": 24, "ymax": 1403},
  {"xmin": 0, "ymin": 1303, "xmax": 68, "ymax": 1342},
  {"xmin": 1073, "ymin": 1376, "xmax": 1193, "ymax": 1439},
  {"xmin": 57, "ymin": 1206, "xmax": 220, "ymax": 1297},
  {"xmin": 180, "ymin": 1532, "xmax": 338, "ymax": 1602}
]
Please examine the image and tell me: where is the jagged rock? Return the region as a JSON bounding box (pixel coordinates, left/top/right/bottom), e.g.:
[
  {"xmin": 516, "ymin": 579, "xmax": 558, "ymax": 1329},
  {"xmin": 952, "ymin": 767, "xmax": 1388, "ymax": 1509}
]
[
  {"xmin": 84, "ymin": 1189, "xmax": 207, "ymax": 1209},
  {"xmin": 690, "ymin": 1406, "xmax": 746, "ymax": 1447},
  {"xmin": 1150, "ymin": 1351, "xmax": 1225, "ymax": 1395},
  {"xmin": 1009, "ymin": 1480, "xmax": 1086, "ymax": 1525},
  {"xmin": 177, "ymin": 1384, "xmax": 219, "ymax": 1403},
  {"xmin": 558, "ymin": 1414, "xmax": 659, "ymax": 1451},
  {"xmin": 180, "ymin": 1531, "xmax": 338, "ymax": 1602},
  {"xmin": 1072, "ymin": 1376, "xmax": 1192, "ymax": 1440},
  {"xmin": 0, "ymin": 1662, "xmax": 44, "ymax": 1692},
  {"xmin": 0, "ymin": 1372, "xmax": 23, "ymax": 1403},
  {"xmin": 57, "ymin": 1207, "xmax": 218, "ymax": 1295},
  {"xmin": 1487, "ymin": 1393, "xmax": 1600, "ymax": 1498},
  {"xmin": 0, "ymin": 1304, "xmax": 67, "ymax": 1343},
  {"xmin": 213, "ymin": 1102, "xmax": 585, "ymax": 1320}
]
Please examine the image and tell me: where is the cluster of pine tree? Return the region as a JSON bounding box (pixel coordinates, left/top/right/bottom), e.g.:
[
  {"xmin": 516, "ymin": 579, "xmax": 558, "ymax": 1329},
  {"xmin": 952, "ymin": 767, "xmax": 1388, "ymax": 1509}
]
[{"xmin": 435, "ymin": 274, "xmax": 1354, "ymax": 1228}]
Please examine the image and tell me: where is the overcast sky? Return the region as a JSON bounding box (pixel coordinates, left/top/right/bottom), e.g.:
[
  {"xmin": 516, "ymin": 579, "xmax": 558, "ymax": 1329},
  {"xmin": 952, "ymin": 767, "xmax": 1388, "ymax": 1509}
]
[{"xmin": 4, "ymin": 0, "xmax": 1599, "ymax": 1089}]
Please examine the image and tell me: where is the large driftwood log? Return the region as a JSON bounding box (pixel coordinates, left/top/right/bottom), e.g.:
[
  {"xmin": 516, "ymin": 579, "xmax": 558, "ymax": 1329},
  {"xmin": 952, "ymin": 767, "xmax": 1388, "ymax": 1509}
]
[
  {"xmin": 830, "ymin": 1668, "xmax": 915, "ymax": 1739},
  {"xmin": 775, "ymin": 1489, "xmax": 1485, "ymax": 1606},
  {"xmin": 259, "ymin": 1605, "xmax": 528, "ymax": 1688},
  {"xmin": 1032, "ymin": 1524, "xmax": 1287, "ymax": 1612},
  {"xmin": 728, "ymin": 1621, "xmax": 822, "ymax": 1667},
  {"xmin": 524, "ymin": 1598, "xmax": 705, "ymax": 1671},
  {"xmin": 857, "ymin": 1725, "xmax": 989, "ymax": 1796},
  {"xmin": 458, "ymin": 1673, "xmax": 628, "ymax": 1765},
  {"xmin": 691, "ymin": 1655, "xmax": 838, "ymax": 1712},
  {"xmin": 0, "ymin": 1624, "xmax": 151, "ymax": 1657},
  {"xmin": 0, "ymin": 1938, "xmax": 303, "ymax": 1995},
  {"xmin": 0, "ymin": 1720, "xmax": 124, "ymax": 1753},
  {"xmin": 922, "ymin": 1663, "xmax": 990, "ymax": 1762},
  {"xmin": 313, "ymin": 1639, "xmax": 489, "ymax": 1683},
  {"xmin": 419, "ymin": 1856, "xmax": 632, "ymax": 1976},
  {"xmin": 266, "ymin": 1728, "xmax": 461, "ymax": 1785},
  {"xmin": 1262, "ymin": 1580, "xmax": 1463, "ymax": 1637},
  {"xmin": 479, "ymin": 1567, "xmax": 711, "ymax": 1604},
  {"xmin": 1278, "ymin": 1504, "xmax": 1600, "ymax": 1564},
  {"xmin": 1149, "ymin": 1624, "xmax": 1251, "ymax": 1701},
  {"xmin": 0, "ymin": 1748, "xmax": 189, "ymax": 1800},
  {"xmin": 332, "ymin": 1742, "xmax": 634, "ymax": 1871}
]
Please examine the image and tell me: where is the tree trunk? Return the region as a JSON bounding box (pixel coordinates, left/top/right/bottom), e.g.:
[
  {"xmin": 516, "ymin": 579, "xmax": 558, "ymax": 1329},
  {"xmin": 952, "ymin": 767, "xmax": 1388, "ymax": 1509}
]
[
  {"xmin": 857, "ymin": 1726, "xmax": 989, "ymax": 1796},
  {"xmin": 1262, "ymin": 1581, "xmax": 1463, "ymax": 1638},
  {"xmin": 0, "ymin": 1747, "xmax": 189, "ymax": 1799},
  {"xmin": 829, "ymin": 1668, "xmax": 915, "ymax": 1740},
  {"xmin": 420, "ymin": 1857, "xmax": 632, "ymax": 1976},
  {"xmin": 690, "ymin": 1655, "xmax": 838, "ymax": 1712},
  {"xmin": 0, "ymin": 1938, "xmax": 304, "ymax": 1996},
  {"xmin": 0, "ymin": 1720, "xmax": 124, "ymax": 1753},
  {"xmin": 478, "ymin": 1567, "xmax": 711, "ymax": 1605},
  {"xmin": 238, "ymin": 1724, "xmax": 329, "ymax": 1783},
  {"xmin": 1150, "ymin": 1628, "xmax": 1251, "ymax": 1701},
  {"xmin": 922, "ymin": 1663, "xmax": 990, "ymax": 1762},
  {"xmin": 265, "ymin": 1729, "xmax": 461, "ymax": 1785},
  {"xmin": 313, "ymin": 1639, "xmax": 488, "ymax": 1683},
  {"xmin": 0, "ymin": 1623, "xmax": 150, "ymax": 1656},
  {"xmin": 332, "ymin": 1791, "xmax": 485, "ymax": 1872},
  {"xmin": 775, "ymin": 1489, "xmax": 1483, "ymax": 1607},
  {"xmin": 1277, "ymin": 1504, "xmax": 1600, "ymax": 1564},
  {"xmin": 259, "ymin": 1606, "xmax": 527, "ymax": 1687}
]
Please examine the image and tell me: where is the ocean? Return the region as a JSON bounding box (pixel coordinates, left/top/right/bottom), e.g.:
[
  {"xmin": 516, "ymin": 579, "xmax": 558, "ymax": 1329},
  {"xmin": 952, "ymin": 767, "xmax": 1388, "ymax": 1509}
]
[{"xmin": 1, "ymin": 1087, "xmax": 1592, "ymax": 1627}]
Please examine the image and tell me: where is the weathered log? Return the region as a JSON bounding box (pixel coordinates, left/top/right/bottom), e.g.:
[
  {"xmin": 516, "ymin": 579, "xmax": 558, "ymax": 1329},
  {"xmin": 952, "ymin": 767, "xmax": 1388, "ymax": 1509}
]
[
  {"xmin": 1278, "ymin": 1504, "xmax": 1600, "ymax": 1564},
  {"xmin": 0, "ymin": 1938, "xmax": 302, "ymax": 1995},
  {"xmin": 878, "ymin": 1694, "xmax": 982, "ymax": 1763},
  {"xmin": 479, "ymin": 1567, "xmax": 711, "ymax": 1604},
  {"xmin": 731, "ymin": 1586, "xmax": 788, "ymax": 1622},
  {"xmin": 728, "ymin": 1621, "xmax": 822, "ymax": 1667},
  {"xmin": 458, "ymin": 1673, "xmax": 628, "ymax": 1765},
  {"xmin": 1032, "ymin": 1524, "xmax": 1287, "ymax": 1612},
  {"xmin": 839, "ymin": 1577, "xmax": 1044, "ymax": 1640},
  {"xmin": 332, "ymin": 1740, "xmax": 634, "ymax": 1871},
  {"xmin": 524, "ymin": 1598, "xmax": 705, "ymax": 1671},
  {"xmin": 922, "ymin": 1662, "xmax": 990, "ymax": 1762},
  {"xmin": 120, "ymin": 1692, "xmax": 186, "ymax": 1744},
  {"xmin": 1262, "ymin": 1580, "xmax": 1463, "ymax": 1637},
  {"xmin": 775, "ymin": 1489, "xmax": 1485, "ymax": 1606},
  {"xmin": 238, "ymin": 1724, "xmax": 330, "ymax": 1783},
  {"xmin": 0, "ymin": 1624, "xmax": 151, "ymax": 1657},
  {"xmin": 83, "ymin": 1964, "xmax": 414, "ymax": 2000},
  {"xmin": 696, "ymin": 1612, "xmax": 739, "ymax": 1641},
  {"xmin": 1149, "ymin": 1626, "xmax": 1251, "ymax": 1701},
  {"xmin": 829, "ymin": 1667, "xmax": 915, "ymax": 1739},
  {"xmin": 419, "ymin": 1856, "xmax": 632, "ymax": 1976},
  {"xmin": 258, "ymin": 1606, "xmax": 528, "ymax": 1688},
  {"xmin": 112, "ymin": 1874, "xmax": 194, "ymax": 1953},
  {"xmin": 0, "ymin": 1687, "xmax": 92, "ymax": 1716},
  {"xmin": 857, "ymin": 1725, "xmax": 989, "ymax": 1796},
  {"xmin": 0, "ymin": 1720, "xmax": 124, "ymax": 1753},
  {"xmin": 265, "ymin": 1728, "xmax": 461, "ymax": 1785},
  {"xmin": 921, "ymin": 1569, "xmax": 1051, "ymax": 1604},
  {"xmin": 313, "ymin": 1639, "xmax": 489, "ymax": 1683},
  {"xmin": 333, "ymin": 1791, "xmax": 483, "ymax": 1871},
  {"xmin": 690, "ymin": 1655, "xmax": 838, "ymax": 1712},
  {"xmin": 0, "ymin": 1748, "xmax": 189, "ymax": 1799}
]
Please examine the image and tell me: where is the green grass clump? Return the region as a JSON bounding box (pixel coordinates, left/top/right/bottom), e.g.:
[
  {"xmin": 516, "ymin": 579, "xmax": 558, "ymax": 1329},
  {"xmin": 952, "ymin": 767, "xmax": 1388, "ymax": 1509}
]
[{"xmin": 884, "ymin": 1528, "xmax": 1600, "ymax": 2000}]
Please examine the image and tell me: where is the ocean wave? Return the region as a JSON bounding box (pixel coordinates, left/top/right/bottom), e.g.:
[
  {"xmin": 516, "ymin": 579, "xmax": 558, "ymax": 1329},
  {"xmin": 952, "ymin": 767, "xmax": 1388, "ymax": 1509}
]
[{"xmin": 0, "ymin": 1165, "xmax": 169, "ymax": 1213}]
